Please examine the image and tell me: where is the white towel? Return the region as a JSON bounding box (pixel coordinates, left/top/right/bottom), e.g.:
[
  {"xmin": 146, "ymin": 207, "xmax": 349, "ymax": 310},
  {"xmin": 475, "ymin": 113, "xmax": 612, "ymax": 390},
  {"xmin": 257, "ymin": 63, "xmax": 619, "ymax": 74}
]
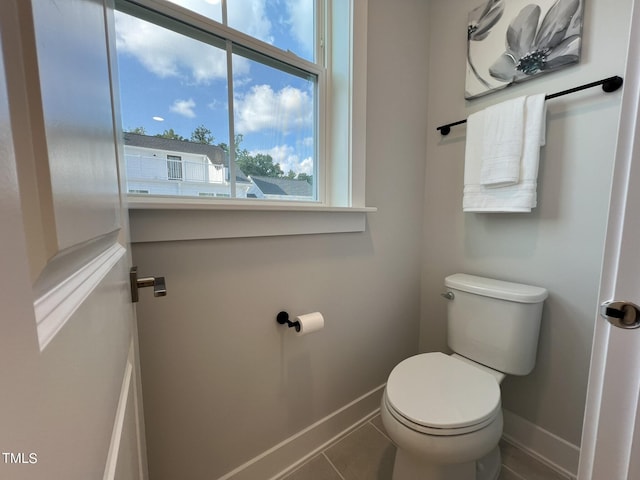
[
  {"xmin": 463, "ymin": 94, "xmax": 546, "ymax": 213},
  {"xmin": 480, "ymin": 96, "xmax": 526, "ymax": 188}
]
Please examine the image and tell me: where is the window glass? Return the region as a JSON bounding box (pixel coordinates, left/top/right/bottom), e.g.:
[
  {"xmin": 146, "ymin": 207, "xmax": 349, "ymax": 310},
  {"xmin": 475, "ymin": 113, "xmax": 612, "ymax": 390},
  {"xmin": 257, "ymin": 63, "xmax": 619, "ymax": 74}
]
[
  {"xmin": 226, "ymin": 0, "xmax": 315, "ymax": 62},
  {"xmin": 115, "ymin": 1, "xmax": 319, "ymax": 202},
  {"xmin": 165, "ymin": 0, "xmax": 315, "ymax": 62},
  {"xmin": 165, "ymin": 0, "xmax": 223, "ymax": 23},
  {"xmin": 232, "ymin": 52, "xmax": 316, "ymax": 201},
  {"xmin": 115, "ymin": 10, "xmax": 232, "ymax": 198}
]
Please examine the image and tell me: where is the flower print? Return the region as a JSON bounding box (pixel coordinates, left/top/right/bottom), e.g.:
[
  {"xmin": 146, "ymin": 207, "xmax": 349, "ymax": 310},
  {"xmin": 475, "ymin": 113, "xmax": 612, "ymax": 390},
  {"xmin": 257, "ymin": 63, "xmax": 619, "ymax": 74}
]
[
  {"xmin": 467, "ymin": 0, "xmax": 505, "ymax": 88},
  {"xmin": 468, "ymin": 0, "xmax": 505, "ymax": 41},
  {"xmin": 489, "ymin": 0, "xmax": 581, "ymax": 83}
]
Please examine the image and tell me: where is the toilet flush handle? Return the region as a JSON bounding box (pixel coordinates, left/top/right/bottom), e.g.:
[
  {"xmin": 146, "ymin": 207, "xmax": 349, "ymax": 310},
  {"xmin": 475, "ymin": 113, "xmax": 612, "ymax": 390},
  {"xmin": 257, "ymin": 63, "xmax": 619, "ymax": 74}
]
[{"xmin": 440, "ymin": 291, "xmax": 455, "ymax": 300}]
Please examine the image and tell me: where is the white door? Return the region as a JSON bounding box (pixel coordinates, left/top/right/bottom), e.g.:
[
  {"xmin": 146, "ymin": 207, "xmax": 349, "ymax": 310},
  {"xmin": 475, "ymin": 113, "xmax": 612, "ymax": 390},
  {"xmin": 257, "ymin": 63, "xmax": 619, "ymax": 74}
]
[
  {"xmin": 0, "ymin": 0, "xmax": 148, "ymax": 479},
  {"xmin": 578, "ymin": 0, "xmax": 640, "ymax": 478}
]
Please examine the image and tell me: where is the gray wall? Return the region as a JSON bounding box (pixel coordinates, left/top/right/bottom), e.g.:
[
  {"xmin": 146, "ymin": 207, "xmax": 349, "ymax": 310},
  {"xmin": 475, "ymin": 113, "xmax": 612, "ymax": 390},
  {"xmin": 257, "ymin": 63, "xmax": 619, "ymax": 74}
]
[
  {"xmin": 130, "ymin": 1, "xmax": 429, "ymax": 478},
  {"xmin": 420, "ymin": 0, "xmax": 632, "ymax": 447}
]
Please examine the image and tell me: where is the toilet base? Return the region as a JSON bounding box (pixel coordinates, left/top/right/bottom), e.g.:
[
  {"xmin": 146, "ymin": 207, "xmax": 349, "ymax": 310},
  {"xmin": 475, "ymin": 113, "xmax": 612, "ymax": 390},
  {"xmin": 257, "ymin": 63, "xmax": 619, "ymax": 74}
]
[
  {"xmin": 477, "ymin": 446, "xmax": 501, "ymax": 480},
  {"xmin": 393, "ymin": 448, "xmax": 474, "ymax": 480},
  {"xmin": 392, "ymin": 445, "xmax": 501, "ymax": 480}
]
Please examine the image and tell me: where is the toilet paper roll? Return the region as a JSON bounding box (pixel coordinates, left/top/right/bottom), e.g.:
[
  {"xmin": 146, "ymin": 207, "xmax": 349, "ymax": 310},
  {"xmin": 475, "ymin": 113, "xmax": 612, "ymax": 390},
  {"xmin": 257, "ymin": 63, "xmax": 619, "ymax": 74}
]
[{"xmin": 295, "ymin": 312, "xmax": 324, "ymax": 336}]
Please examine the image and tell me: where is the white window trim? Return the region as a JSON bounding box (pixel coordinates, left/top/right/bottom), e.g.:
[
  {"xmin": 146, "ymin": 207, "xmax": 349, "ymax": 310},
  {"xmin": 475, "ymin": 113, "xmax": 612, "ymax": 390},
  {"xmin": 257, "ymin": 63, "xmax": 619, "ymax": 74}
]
[
  {"xmin": 111, "ymin": 0, "xmax": 374, "ymax": 241},
  {"xmin": 128, "ymin": 202, "xmax": 375, "ymax": 243}
]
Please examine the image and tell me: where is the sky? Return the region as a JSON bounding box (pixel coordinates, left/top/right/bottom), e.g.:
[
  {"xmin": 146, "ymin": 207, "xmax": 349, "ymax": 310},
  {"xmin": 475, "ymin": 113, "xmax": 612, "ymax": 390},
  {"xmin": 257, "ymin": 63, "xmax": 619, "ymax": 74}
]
[{"xmin": 114, "ymin": 0, "xmax": 315, "ymax": 176}]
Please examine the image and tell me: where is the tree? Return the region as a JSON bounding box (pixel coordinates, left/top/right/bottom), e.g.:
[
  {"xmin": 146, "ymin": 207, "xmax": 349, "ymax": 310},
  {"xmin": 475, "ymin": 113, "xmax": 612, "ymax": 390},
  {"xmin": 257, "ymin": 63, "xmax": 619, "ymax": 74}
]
[
  {"xmin": 190, "ymin": 125, "xmax": 214, "ymax": 144},
  {"xmin": 219, "ymin": 134, "xmax": 281, "ymax": 177},
  {"xmin": 156, "ymin": 128, "xmax": 186, "ymax": 141},
  {"xmin": 126, "ymin": 126, "xmax": 146, "ymax": 135},
  {"xmin": 297, "ymin": 172, "xmax": 313, "ymax": 185},
  {"xmin": 286, "ymin": 170, "xmax": 297, "ymax": 179},
  {"xmin": 238, "ymin": 153, "xmax": 284, "ymax": 178},
  {"xmin": 219, "ymin": 134, "xmax": 248, "ymax": 160}
]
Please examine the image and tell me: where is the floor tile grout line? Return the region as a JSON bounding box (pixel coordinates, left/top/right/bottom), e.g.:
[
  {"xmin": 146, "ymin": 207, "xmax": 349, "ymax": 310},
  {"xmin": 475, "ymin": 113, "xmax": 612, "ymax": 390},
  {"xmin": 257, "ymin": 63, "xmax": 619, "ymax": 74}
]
[
  {"xmin": 368, "ymin": 418, "xmax": 393, "ymax": 443},
  {"xmin": 501, "ymin": 464, "xmax": 527, "ymax": 480},
  {"xmin": 322, "ymin": 452, "xmax": 346, "ymax": 480},
  {"xmin": 500, "ymin": 440, "xmax": 573, "ymax": 480},
  {"xmin": 279, "ymin": 454, "xmax": 324, "ymax": 480}
]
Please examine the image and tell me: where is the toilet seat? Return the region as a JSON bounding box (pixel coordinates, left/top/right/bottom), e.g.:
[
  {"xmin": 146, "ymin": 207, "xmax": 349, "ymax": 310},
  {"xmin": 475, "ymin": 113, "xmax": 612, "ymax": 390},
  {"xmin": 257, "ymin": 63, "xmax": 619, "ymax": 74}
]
[{"xmin": 385, "ymin": 352, "xmax": 501, "ymax": 436}]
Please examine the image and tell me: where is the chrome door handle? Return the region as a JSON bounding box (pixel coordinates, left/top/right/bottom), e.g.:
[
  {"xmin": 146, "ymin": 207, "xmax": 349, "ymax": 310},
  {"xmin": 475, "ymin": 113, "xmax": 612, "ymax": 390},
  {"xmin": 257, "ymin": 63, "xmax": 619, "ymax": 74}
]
[
  {"xmin": 600, "ymin": 300, "xmax": 640, "ymax": 329},
  {"xmin": 130, "ymin": 266, "xmax": 167, "ymax": 303}
]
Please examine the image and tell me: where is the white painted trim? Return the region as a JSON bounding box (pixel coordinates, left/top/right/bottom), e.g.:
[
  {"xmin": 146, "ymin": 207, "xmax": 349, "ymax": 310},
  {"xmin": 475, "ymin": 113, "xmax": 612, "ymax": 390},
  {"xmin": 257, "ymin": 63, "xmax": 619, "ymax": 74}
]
[
  {"xmin": 129, "ymin": 208, "xmax": 372, "ymax": 243},
  {"xmin": 217, "ymin": 384, "xmax": 385, "ymax": 480},
  {"xmin": 578, "ymin": 1, "xmax": 640, "ymax": 478},
  {"xmin": 103, "ymin": 355, "xmax": 134, "ymax": 480},
  {"xmin": 34, "ymin": 243, "xmax": 126, "ymax": 351},
  {"xmin": 131, "ymin": 350, "xmax": 148, "ymax": 480},
  {"xmin": 502, "ymin": 409, "xmax": 580, "ymax": 479},
  {"xmin": 349, "ymin": 0, "xmax": 367, "ymax": 208},
  {"xmin": 128, "ymin": 196, "xmax": 376, "ymax": 212}
]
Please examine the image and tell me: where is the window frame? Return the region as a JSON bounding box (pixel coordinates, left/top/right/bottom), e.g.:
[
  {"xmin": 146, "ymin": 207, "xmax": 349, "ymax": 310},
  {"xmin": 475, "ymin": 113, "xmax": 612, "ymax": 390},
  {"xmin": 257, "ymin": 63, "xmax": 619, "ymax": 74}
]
[{"xmin": 109, "ymin": 0, "xmax": 372, "ymax": 240}]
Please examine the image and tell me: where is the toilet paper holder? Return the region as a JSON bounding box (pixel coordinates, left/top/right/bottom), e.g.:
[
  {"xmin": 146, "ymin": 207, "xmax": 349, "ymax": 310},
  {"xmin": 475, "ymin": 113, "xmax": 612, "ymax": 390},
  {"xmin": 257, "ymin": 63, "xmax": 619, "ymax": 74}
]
[{"xmin": 276, "ymin": 311, "xmax": 301, "ymax": 332}]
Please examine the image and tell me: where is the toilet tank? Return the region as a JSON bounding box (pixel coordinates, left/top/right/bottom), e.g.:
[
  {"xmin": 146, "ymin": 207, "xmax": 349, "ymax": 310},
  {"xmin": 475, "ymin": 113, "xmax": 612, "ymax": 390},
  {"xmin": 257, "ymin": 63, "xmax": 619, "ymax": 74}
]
[{"xmin": 444, "ymin": 274, "xmax": 548, "ymax": 376}]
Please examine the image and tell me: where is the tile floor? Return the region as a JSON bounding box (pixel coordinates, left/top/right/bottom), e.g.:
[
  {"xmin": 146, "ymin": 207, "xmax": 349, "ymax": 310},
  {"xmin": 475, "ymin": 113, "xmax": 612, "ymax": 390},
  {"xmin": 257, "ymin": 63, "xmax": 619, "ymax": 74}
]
[{"xmin": 280, "ymin": 414, "xmax": 571, "ymax": 480}]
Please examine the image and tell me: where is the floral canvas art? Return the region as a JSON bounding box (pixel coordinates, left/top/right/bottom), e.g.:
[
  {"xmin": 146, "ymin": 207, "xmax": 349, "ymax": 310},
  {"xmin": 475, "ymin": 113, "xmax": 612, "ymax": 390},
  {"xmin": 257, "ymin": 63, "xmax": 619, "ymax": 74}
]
[{"xmin": 466, "ymin": 0, "xmax": 583, "ymax": 99}]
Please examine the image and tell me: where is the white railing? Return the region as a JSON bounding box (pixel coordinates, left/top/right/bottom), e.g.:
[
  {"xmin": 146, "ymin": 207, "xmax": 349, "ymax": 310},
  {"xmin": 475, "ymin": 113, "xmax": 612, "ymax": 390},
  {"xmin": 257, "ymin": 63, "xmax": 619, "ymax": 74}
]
[{"xmin": 125, "ymin": 154, "xmax": 226, "ymax": 184}]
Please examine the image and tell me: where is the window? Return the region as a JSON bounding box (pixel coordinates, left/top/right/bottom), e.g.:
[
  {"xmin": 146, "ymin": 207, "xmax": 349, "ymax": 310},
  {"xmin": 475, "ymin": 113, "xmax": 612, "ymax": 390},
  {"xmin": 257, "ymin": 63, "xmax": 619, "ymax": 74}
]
[
  {"xmin": 166, "ymin": 154, "xmax": 183, "ymax": 180},
  {"xmin": 116, "ymin": 0, "xmax": 368, "ymax": 225},
  {"xmin": 115, "ymin": 0, "xmax": 320, "ymax": 203}
]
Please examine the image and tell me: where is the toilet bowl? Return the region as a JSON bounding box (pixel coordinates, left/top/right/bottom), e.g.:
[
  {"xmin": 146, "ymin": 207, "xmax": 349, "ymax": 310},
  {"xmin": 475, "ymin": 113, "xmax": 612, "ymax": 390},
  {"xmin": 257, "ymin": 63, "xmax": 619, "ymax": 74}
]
[
  {"xmin": 382, "ymin": 274, "xmax": 548, "ymax": 480},
  {"xmin": 381, "ymin": 352, "xmax": 503, "ymax": 480}
]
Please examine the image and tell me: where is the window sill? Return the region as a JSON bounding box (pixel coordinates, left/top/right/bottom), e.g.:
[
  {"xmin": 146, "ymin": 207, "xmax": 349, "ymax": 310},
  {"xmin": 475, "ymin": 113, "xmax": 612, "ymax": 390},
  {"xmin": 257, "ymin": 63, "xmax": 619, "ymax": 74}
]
[{"xmin": 127, "ymin": 196, "xmax": 377, "ymax": 243}]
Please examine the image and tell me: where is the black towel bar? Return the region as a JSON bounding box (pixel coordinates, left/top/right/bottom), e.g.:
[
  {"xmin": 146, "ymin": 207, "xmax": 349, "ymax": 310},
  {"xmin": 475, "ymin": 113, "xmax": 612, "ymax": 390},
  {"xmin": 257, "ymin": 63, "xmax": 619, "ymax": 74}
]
[{"xmin": 436, "ymin": 75, "xmax": 624, "ymax": 136}]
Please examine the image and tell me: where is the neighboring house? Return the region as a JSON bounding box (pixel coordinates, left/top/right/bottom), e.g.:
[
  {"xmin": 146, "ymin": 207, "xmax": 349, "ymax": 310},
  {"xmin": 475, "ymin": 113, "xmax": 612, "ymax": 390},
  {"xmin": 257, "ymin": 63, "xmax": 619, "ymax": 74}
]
[
  {"xmin": 247, "ymin": 175, "xmax": 314, "ymax": 201},
  {"xmin": 123, "ymin": 132, "xmax": 252, "ymax": 198}
]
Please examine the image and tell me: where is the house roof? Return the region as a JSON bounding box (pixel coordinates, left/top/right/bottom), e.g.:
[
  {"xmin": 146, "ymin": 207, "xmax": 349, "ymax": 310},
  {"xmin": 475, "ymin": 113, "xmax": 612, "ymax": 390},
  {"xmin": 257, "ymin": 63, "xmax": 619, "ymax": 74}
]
[
  {"xmin": 250, "ymin": 176, "xmax": 313, "ymax": 197},
  {"xmin": 123, "ymin": 132, "xmax": 226, "ymax": 164},
  {"xmin": 123, "ymin": 132, "xmax": 250, "ymax": 183}
]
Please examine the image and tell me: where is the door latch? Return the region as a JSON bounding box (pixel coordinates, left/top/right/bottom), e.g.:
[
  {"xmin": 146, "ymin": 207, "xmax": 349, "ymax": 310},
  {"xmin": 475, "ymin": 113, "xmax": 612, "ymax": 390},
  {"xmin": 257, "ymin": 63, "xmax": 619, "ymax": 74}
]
[
  {"xmin": 130, "ymin": 266, "xmax": 166, "ymax": 303},
  {"xmin": 600, "ymin": 300, "xmax": 640, "ymax": 329}
]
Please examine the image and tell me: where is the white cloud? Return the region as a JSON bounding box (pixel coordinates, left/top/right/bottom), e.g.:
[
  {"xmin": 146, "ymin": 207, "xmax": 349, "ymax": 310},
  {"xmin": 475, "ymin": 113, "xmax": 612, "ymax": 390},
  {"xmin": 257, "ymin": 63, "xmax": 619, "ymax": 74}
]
[
  {"xmin": 285, "ymin": 0, "xmax": 314, "ymax": 57},
  {"xmin": 170, "ymin": 98, "xmax": 197, "ymax": 118},
  {"xmin": 250, "ymin": 144, "xmax": 313, "ymax": 175},
  {"xmin": 166, "ymin": 0, "xmax": 274, "ymax": 45},
  {"xmin": 228, "ymin": 0, "xmax": 273, "ymax": 44},
  {"xmin": 207, "ymin": 98, "xmax": 226, "ymax": 111},
  {"xmin": 298, "ymin": 157, "xmax": 313, "ymax": 175},
  {"xmin": 166, "ymin": 0, "xmax": 222, "ymax": 20},
  {"xmin": 235, "ymin": 85, "xmax": 313, "ymax": 134},
  {"xmin": 115, "ymin": 9, "xmax": 250, "ymax": 84}
]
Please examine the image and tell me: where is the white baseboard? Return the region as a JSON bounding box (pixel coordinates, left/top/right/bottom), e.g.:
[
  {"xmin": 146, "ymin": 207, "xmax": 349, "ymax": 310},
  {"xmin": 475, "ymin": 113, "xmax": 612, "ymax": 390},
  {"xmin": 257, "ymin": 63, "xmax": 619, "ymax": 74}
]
[
  {"xmin": 217, "ymin": 384, "xmax": 385, "ymax": 480},
  {"xmin": 502, "ymin": 409, "xmax": 580, "ymax": 479}
]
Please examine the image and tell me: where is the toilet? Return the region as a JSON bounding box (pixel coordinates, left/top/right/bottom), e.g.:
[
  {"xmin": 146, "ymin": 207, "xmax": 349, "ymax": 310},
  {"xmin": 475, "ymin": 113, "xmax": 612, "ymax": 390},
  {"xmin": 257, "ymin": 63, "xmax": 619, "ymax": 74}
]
[{"xmin": 381, "ymin": 273, "xmax": 548, "ymax": 480}]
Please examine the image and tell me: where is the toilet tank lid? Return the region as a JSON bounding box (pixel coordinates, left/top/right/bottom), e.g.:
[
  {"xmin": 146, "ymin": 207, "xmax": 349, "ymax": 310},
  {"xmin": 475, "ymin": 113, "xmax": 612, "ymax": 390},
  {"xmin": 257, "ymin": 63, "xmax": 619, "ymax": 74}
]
[{"xmin": 445, "ymin": 274, "xmax": 548, "ymax": 303}]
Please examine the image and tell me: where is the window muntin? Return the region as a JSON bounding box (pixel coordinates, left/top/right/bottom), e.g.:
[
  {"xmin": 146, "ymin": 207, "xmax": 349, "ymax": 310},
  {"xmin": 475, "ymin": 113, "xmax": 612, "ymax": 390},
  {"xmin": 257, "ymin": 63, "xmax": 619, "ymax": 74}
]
[{"xmin": 115, "ymin": 0, "xmax": 320, "ymax": 202}]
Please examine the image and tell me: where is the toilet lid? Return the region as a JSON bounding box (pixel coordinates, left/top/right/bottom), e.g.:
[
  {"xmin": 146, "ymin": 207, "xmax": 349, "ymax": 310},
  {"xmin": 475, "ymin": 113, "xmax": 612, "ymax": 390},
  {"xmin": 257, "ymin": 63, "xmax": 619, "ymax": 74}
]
[{"xmin": 386, "ymin": 352, "xmax": 501, "ymax": 430}]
